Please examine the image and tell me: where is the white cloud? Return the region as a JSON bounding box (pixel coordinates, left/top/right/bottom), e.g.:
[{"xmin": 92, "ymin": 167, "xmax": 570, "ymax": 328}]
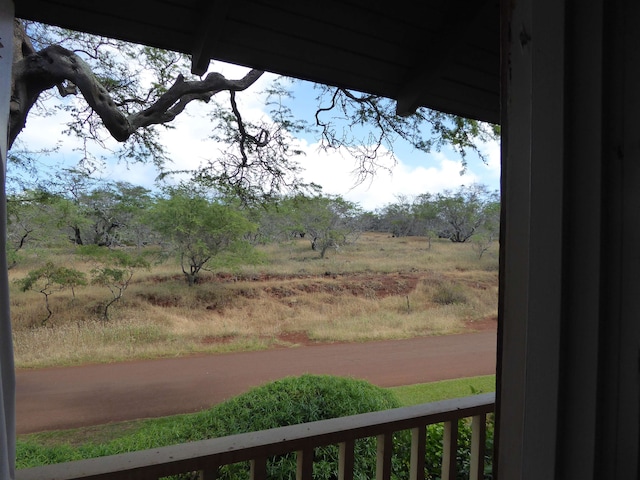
[
  {"xmin": 294, "ymin": 142, "xmax": 483, "ymax": 211},
  {"xmin": 472, "ymin": 140, "xmax": 501, "ymax": 191}
]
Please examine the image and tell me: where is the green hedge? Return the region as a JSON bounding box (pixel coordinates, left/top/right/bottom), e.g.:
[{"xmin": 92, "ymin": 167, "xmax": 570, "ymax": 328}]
[{"xmin": 197, "ymin": 374, "xmax": 402, "ymax": 479}]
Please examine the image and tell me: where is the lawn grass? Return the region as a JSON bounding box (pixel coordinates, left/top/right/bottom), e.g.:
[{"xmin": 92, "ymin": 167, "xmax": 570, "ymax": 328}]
[{"xmin": 390, "ymin": 374, "xmax": 496, "ymax": 405}]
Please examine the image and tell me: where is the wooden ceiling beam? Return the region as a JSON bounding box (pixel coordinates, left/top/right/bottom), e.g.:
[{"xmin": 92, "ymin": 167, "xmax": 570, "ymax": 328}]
[
  {"xmin": 14, "ymin": 0, "xmax": 501, "ymax": 123},
  {"xmin": 190, "ymin": 0, "xmax": 230, "ymax": 76},
  {"xmin": 395, "ymin": 0, "xmax": 495, "ymax": 117}
]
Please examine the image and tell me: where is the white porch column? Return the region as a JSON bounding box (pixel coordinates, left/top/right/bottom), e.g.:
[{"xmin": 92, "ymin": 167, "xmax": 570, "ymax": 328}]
[
  {"xmin": 497, "ymin": 0, "xmax": 640, "ymax": 478},
  {"xmin": 0, "ymin": 1, "xmax": 14, "ymax": 479}
]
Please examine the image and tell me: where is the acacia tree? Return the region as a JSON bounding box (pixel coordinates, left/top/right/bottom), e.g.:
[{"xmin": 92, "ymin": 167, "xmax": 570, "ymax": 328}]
[
  {"xmin": 376, "ymin": 194, "xmax": 440, "ymax": 244},
  {"xmin": 149, "ymin": 187, "xmax": 260, "ymax": 286},
  {"xmin": 10, "ymin": 21, "xmax": 263, "ymax": 156},
  {"xmin": 470, "ymin": 199, "xmax": 501, "ymax": 258},
  {"xmin": 31, "ymin": 167, "xmax": 99, "ymax": 246},
  {"xmin": 435, "ymin": 184, "xmax": 500, "ymax": 243},
  {"xmin": 9, "ymin": 20, "xmax": 498, "ymax": 199},
  {"xmin": 17, "ymin": 262, "xmax": 87, "ymax": 325},
  {"xmin": 375, "ymin": 186, "xmax": 499, "ymax": 247},
  {"xmin": 312, "ymin": 85, "xmax": 499, "ymax": 182},
  {"xmin": 411, "ymin": 193, "xmax": 441, "ymax": 248},
  {"xmin": 376, "ymin": 197, "xmax": 416, "ymax": 238},
  {"xmin": 75, "ymin": 182, "xmax": 154, "ymax": 247},
  {"xmin": 6, "ymin": 189, "xmax": 67, "ymax": 256},
  {"xmin": 11, "ymin": 172, "xmax": 155, "ymax": 248},
  {"xmin": 281, "ymin": 194, "xmax": 363, "ymax": 258},
  {"xmin": 78, "ymin": 245, "xmax": 150, "ymax": 320}
]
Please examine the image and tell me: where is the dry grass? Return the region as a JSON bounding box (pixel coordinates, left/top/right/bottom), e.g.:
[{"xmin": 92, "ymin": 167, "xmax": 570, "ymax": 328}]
[{"xmin": 10, "ymin": 233, "xmax": 498, "ymax": 368}]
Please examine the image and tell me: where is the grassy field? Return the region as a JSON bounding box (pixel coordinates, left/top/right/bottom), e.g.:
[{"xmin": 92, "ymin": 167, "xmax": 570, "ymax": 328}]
[{"xmin": 9, "ymin": 232, "xmax": 499, "ymax": 369}]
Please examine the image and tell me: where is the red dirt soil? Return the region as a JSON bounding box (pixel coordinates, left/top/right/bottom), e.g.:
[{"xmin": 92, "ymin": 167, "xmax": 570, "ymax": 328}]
[{"xmin": 15, "ymin": 319, "xmax": 497, "ymax": 434}]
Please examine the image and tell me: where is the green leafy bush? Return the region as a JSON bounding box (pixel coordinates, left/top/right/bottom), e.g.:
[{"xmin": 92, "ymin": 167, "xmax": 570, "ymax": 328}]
[
  {"xmin": 181, "ymin": 375, "xmax": 493, "ymax": 480},
  {"xmin": 424, "ymin": 418, "xmax": 494, "ymax": 480},
  {"xmin": 201, "ymin": 374, "xmax": 402, "ymax": 480}
]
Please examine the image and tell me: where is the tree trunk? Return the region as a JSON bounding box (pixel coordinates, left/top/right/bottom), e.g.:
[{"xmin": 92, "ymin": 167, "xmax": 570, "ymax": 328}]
[
  {"xmin": 72, "ymin": 225, "xmax": 83, "ymax": 245},
  {"xmin": 185, "ymin": 272, "xmax": 196, "ymax": 286}
]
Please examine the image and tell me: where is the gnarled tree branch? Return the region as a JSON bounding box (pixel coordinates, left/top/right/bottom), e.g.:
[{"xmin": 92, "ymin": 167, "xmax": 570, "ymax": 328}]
[{"xmin": 9, "ymin": 26, "xmax": 264, "ymax": 149}]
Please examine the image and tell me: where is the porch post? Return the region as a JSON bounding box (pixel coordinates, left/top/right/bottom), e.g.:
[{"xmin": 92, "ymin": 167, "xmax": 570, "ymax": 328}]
[
  {"xmin": 498, "ymin": 0, "xmax": 640, "ymax": 478},
  {"xmin": 0, "ymin": 1, "xmax": 14, "ymax": 479},
  {"xmin": 497, "ymin": 0, "xmax": 567, "ymax": 476}
]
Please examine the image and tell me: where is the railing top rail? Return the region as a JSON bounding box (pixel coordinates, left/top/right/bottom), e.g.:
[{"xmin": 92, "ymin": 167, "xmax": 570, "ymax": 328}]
[{"xmin": 17, "ymin": 393, "xmax": 495, "ymax": 480}]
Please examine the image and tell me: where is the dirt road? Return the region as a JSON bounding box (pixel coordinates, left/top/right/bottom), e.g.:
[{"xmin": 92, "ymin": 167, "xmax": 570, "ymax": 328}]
[{"xmin": 16, "ymin": 330, "xmax": 496, "ymax": 434}]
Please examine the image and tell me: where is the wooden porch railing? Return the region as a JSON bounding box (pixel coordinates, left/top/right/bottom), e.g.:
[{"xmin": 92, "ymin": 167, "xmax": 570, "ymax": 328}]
[{"xmin": 16, "ymin": 392, "xmax": 495, "ymax": 480}]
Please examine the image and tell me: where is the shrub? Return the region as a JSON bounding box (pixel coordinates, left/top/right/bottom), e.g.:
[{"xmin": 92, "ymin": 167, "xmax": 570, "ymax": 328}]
[
  {"xmin": 424, "ymin": 417, "xmax": 495, "ymax": 480},
  {"xmin": 201, "ymin": 374, "xmax": 402, "ymax": 480},
  {"xmin": 431, "ymin": 282, "xmax": 468, "ymax": 305},
  {"xmin": 192, "ymin": 375, "xmax": 493, "ymax": 480}
]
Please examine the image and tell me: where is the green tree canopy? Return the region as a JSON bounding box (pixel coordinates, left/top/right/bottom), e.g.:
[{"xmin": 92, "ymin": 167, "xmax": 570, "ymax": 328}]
[
  {"xmin": 374, "ymin": 184, "xmax": 500, "ymax": 245},
  {"xmin": 148, "ymin": 187, "xmax": 261, "ymax": 285},
  {"xmin": 17, "ymin": 262, "xmax": 87, "ymax": 325},
  {"xmin": 435, "ymin": 184, "xmax": 499, "ymax": 243},
  {"xmin": 277, "ymin": 194, "xmax": 364, "ymax": 258},
  {"xmin": 78, "ymin": 245, "xmax": 150, "ymax": 320}
]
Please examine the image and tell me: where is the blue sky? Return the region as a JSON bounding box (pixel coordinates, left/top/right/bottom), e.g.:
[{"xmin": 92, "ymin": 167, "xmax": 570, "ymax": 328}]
[
  {"xmin": 281, "ymin": 78, "xmax": 501, "ymax": 207},
  {"xmin": 13, "ymin": 63, "xmax": 500, "ymax": 212}
]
